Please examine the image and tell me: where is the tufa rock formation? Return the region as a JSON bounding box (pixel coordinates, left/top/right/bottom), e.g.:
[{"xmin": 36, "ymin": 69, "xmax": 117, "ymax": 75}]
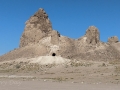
[
  {"xmin": 0, "ymin": 8, "xmax": 120, "ymax": 61},
  {"xmin": 85, "ymin": 26, "xmax": 100, "ymax": 45},
  {"xmin": 108, "ymin": 36, "xmax": 119, "ymax": 44},
  {"xmin": 75, "ymin": 26, "xmax": 100, "ymax": 54},
  {"xmin": 20, "ymin": 8, "xmax": 52, "ymax": 47},
  {"xmin": 51, "ymin": 30, "xmax": 60, "ymax": 45}
]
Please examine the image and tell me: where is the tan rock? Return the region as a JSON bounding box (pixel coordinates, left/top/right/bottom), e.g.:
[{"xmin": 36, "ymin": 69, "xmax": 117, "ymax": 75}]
[
  {"xmin": 20, "ymin": 8, "xmax": 52, "ymax": 47},
  {"xmin": 85, "ymin": 26, "xmax": 100, "ymax": 45},
  {"xmin": 51, "ymin": 30, "xmax": 60, "ymax": 45},
  {"xmin": 108, "ymin": 36, "xmax": 119, "ymax": 44},
  {"xmin": 1, "ymin": 8, "xmax": 120, "ymax": 62}
]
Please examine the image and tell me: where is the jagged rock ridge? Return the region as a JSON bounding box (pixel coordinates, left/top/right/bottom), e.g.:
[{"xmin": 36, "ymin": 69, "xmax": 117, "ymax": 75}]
[{"xmin": 0, "ymin": 8, "xmax": 120, "ymax": 61}]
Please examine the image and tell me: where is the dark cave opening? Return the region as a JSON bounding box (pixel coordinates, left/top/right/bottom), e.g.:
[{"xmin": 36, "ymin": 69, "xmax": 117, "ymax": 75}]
[{"xmin": 52, "ymin": 53, "xmax": 56, "ymax": 56}]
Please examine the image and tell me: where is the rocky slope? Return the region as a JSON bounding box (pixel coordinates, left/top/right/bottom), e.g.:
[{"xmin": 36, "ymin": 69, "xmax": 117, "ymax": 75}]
[{"xmin": 0, "ymin": 8, "xmax": 120, "ymax": 61}]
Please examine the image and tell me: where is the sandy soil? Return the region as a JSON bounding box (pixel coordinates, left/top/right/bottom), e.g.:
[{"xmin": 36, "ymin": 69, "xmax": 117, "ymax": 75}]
[
  {"xmin": 0, "ymin": 57, "xmax": 120, "ymax": 90},
  {"xmin": 0, "ymin": 79, "xmax": 120, "ymax": 90}
]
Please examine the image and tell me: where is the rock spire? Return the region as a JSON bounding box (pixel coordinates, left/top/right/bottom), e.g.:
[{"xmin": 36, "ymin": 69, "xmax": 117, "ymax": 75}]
[
  {"xmin": 20, "ymin": 8, "xmax": 52, "ymax": 47},
  {"xmin": 85, "ymin": 26, "xmax": 100, "ymax": 45}
]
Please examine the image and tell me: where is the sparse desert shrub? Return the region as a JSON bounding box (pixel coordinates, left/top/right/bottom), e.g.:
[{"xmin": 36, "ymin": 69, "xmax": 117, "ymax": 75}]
[
  {"xmin": 19, "ymin": 61, "xmax": 23, "ymax": 64},
  {"xmin": 69, "ymin": 60, "xmax": 93, "ymax": 67},
  {"xmin": 98, "ymin": 63, "xmax": 108, "ymax": 67},
  {"xmin": 109, "ymin": 60, "xmax": 120, "ymax": 65},
  {"xmin": 115, "ymin": 66, "xmax": 120, "ymax": 74},
  {"xmin": 102, "ymin": 63, "xmax": 106, "ymax": 66},
  {"xmin": 54, "ymin": 77, "xmax": 66, "ymax": 82},
  {"xmin": 41, "ymin": 77, "xmax": 66, "ymax": 82},
  {"xmin": 15, "ymin": 64, "xmax": 21, "ymax": 69},
  {"xmin": 9, "ymin": 63, "xmax": 13, "ymax": 66}
]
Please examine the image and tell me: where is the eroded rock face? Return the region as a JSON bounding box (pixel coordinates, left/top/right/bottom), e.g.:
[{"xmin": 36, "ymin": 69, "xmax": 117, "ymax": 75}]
[
  {"xmin": 85, "ymin": 26, "xmax": 100, "ymax": 45},
  {"xmin": 1, "ymin": 8, "xmax": 120, "ymax": 62},
  {"xmin": 20, "ymin": 8, "xmax": 52, "ymax": 47},
  {"xmin": 108, "ymin": 36, "xmax": 119, "ymax": 44},
  {"xmin": 51, "ymin": 30, "xmax": 60, "ymax": 45},
  {"xmin": 59, "ymin": 36, "xmax": 76, "ymax": 59}
]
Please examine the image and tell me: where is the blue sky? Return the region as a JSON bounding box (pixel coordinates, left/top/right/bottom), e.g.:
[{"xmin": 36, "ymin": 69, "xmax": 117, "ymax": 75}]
[{"xmin": 0, "ymin": 0, "xmax": 120, "ymax": 55}]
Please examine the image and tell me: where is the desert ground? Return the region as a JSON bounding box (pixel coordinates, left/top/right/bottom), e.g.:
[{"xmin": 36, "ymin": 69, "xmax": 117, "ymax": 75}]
[
  {"xmin": 0, "ymin": 79, "xmax": 120, "ymax": 90},
  {"xmin": 0, "ymin": 56, "xmax": 120, "ymax": 90}
]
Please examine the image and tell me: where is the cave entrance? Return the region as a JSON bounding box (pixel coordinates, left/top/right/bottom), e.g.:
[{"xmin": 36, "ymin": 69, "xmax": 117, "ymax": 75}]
[{"xmin": 52, "ymin": 53, "xmax": 56, "ymax": 56}]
